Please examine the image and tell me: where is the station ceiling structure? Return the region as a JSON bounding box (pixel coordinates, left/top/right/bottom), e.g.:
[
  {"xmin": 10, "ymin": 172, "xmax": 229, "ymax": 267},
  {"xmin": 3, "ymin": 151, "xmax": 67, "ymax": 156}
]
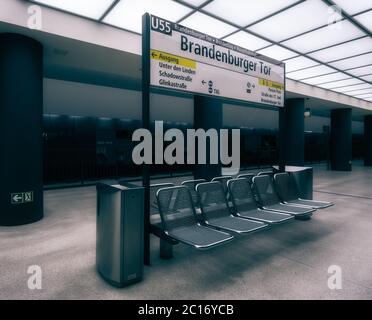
[{"xmin": 27, "ymin": 0, "xmax": 372, "ymax": 102}]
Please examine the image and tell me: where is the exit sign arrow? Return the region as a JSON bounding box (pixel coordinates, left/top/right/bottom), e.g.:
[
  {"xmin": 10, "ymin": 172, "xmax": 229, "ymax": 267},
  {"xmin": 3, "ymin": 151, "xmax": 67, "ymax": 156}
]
[
  {"xmin": 10, "ymin": 191, "xmax": 33, "ymax": 205},
  {"xmin": 11, "ymin": 193, "xmax": 23, "ymax": 204}
]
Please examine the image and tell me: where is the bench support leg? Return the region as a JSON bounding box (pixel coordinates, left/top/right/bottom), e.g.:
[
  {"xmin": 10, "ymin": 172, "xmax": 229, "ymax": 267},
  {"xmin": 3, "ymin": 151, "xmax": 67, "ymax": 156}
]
[
  {"xmin": 160, "ymin": 239, "xmax": 173, "ymax": 259},
  {"xmin": 295, "ymin": 213, "xmax": 312, "ymax": 221}
]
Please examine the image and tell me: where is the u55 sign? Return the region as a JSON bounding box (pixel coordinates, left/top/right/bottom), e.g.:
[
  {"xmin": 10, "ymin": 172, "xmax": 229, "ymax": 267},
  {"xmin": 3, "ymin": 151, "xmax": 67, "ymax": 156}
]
[{"xmin": 149, "ymin": 15, "xmax": 285, "ymax": 107}]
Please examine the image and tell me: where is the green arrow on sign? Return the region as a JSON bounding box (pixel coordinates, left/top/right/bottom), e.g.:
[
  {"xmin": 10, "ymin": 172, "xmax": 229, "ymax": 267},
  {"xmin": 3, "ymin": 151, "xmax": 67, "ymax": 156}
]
[{"xmin": 11, "ymin": 193, "xmax": 23, "ymax": 204}]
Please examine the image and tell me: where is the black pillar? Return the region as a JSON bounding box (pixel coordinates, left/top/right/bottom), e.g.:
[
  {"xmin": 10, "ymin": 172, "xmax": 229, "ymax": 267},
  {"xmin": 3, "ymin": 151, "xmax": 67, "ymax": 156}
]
[
  {"xmin": 330, "ymin": 108, "xmax": 352, "ymax": 171},
  {"xmin": 193, "ymin": 95, "xmax": 222, "ymax": 181},
  {"xmin": 364, "ymin": 115, "xmax": 372, "ymax": 166},
  {"xmin": 279, "ymin": 98, "xmax": 305, "ymax": 167},
  {"xmin": 0, "ymin": 34, "xmax": 43, "ymax": 226}
]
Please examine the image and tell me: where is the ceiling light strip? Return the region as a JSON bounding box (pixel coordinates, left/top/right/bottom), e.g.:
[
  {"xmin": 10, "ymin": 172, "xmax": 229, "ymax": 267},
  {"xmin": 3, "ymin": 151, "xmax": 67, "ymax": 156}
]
[
  {"xmin": 285, "ymin": 64, "xmax": 328, "ymax": 75},
  {"xmin": 304, "ymin": 36, "xmax": 368, "ymax": 57},
  {"xmin": 312, "ymin": 76, "xmax": 352, "ymax": 86},
  {"xmin": 326, "ymin": 50, "xmax": 372, "ymax": 64},
  {"xmin": 344, "ymin": 63, "xmax": 372, "ymax": 72},
  {"xmin": 329, "ymin": 82, "xmax": 372, "ymax": 90}
]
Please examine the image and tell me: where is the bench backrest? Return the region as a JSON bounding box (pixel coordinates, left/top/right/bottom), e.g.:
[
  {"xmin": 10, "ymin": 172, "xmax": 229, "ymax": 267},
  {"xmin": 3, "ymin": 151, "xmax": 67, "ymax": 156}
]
[
  {"xmin": 273, "ymin": 172, "xmax": 299, "ymax": 202},
  {"xmin": 228, "ymin": 178, "xmax": 258, "ymax": 212},
  {"xmin": 257, "ymin": 170, "xmax": 274, "ymax": 177},
  {"xmin": 236, "ymin": 173, "xmax": 255, "ymax": 185},
  {"xmin": 252, "ymin": 175, "xmax": 280, "ymax": 206},
  {"xmin": 211, "ymin": 176, "xmax": 233, "ymax": 195},
  {"xmin": 150, "ymin": 183, "xmax": 175, "ymax": 215},
  {"xmin": 181, "ymin": 179, "xmax": 206, "ymax": 206},
  {"xmin": 196, "ymin": 181, "xmax": 231, "ymax": 220},
  {"xmin": 156, "ymin": 186, "xmax": 197, "ymax": 232}
]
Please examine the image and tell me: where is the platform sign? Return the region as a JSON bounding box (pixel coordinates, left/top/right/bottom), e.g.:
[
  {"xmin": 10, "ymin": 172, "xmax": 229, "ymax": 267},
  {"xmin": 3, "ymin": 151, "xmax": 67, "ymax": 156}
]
[{"xmin": 149, "ymin": 15, "xmax": 285, "ymax": 107}]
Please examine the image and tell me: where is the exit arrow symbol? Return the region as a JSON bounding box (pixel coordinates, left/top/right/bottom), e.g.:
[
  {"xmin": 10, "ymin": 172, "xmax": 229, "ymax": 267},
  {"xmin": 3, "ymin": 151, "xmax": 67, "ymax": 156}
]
[
  {"xmin": 12, "ymin": 194, "xmax": 22, "ymax": 203},
  {"xmin": 202, "ymin": 80, "xmax": 206, "ymax": 85}
]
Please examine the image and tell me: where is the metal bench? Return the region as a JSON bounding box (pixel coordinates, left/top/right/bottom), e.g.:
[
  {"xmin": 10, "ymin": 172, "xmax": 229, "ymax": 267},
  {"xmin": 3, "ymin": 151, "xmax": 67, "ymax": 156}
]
[
  {"xmin": 156, "ymin": 186, "xmax": 234, "ymax": 253},
  {"xmin": 273, "ymin": 172, "xmax": 333, "ymax": 209},
  {"xmin": 196, "ymin": 181, "xmax": 268, "ymax": 234},
  {"xmin": 252, "ymin": 175, "xmax": 316, "ymax": 218},
  {"xmin": 228, "ymin": 178, "xmax": 294, "ymax": 224}
]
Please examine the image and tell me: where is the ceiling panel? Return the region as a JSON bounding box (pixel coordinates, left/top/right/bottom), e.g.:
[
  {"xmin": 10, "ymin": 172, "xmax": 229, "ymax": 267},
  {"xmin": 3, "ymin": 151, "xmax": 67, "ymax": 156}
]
[
  {"xmin": 248, "ymin": 0, "xmax": 332, "ymax": 42},
  {"xmin": 353, "ymin": 93, "xmax": 372, "ymax": 99},
  {"xmin": 256, "ymin": 45, "xmax": 298, "ymax": 61},
  {"xmin": 287, "ymin": 64, "xmax": 336, "ymax": 80},
  {"xmin": 361, "ymin": 74, "xmax": 372, "ymax": 82},
  {"xmin": 282, "ymin": 21, "xmax": 364, "ymax": 53},
  {"xmin": 343, "ymin": 88, "xmax": 372, "ymax": 96},
  {"xmin": 32, "ymin": 0, "xmax": 114, "ymax": 19},
  {"xmin": 203, "ymin": 0, "xmax": 299, "ymax": 27},
  {"xmin": 103, "ymin": 0, "xmax": 191, "ymax": 33},
  {"xmin": 284, "ymin": 56, "xmax": 319, "ymax": 73},
  {"xmin": 338, "ymin": 84, "xmax": 372, "ymax": 93},
  {"xmin": 354, "ymin": 10, "xmax": 372, "ymax": 33},
  {"xmin": 224, "ymin": 31, "xmax": 272, "ymax": 51},
  {"xmin": 179, "ymin": 11, "xmax": 238, "ymax": 38},
  {"xmin": 346, "ymin": 65, "xmax": 372, "ymax": 77},
  {"xmin": 318, "ymin": 78, "xmax": 364, "ymax": 89},
  {"xmin": 330, "ymin": 52, "xmax": 372, "ymax": 70},
  {"xmin": 332, "ymin": 0, "xmax": 372, "ymax": 15},
  {"xmin": 302, "ymin": 72, "xmax": 350, "ymax": 85},
  {"xmin": 308, "ymin": 37, "xmax": 372, "ymax": 62}
]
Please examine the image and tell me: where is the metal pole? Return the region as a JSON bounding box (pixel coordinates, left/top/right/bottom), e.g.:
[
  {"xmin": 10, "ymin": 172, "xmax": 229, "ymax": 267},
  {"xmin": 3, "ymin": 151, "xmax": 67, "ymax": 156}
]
[{"xmin": 142, "ymin": 13, "xmax": 151, "ymax": 266}]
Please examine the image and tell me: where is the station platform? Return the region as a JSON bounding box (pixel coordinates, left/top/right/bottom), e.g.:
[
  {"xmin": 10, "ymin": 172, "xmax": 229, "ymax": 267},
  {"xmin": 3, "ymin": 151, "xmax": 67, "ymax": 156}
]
[{"xmin": 1, "ymin": 162, "xmax": 372, "ymax": 300}]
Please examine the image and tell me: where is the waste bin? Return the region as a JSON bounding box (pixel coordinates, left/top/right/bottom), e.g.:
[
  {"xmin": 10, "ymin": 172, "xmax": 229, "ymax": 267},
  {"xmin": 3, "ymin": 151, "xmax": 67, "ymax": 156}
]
[
  {"xmin": 273, "ymin": 166, "xmax": 313, "ymax": 199},
  {"xmin": 96, "ymin": 182, "xmax": 144, "ymax": 287}
]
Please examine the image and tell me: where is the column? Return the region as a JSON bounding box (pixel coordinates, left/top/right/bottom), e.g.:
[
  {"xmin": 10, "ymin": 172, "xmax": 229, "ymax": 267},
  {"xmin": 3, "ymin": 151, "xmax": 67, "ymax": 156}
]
[
  {"xmin": 193, "ymin": 95, "xmax": 222, "ymax": 181},
  {"xmin": 364, "ymin": 115, "xmax": 372, "ymax": 166},
  {"xmin": 0, "ymin": 33, "xmax": 43, "ymax": 226},
  {"xmin": 279, "ymin": 98, "xmax": 305, "ymax": 168},
  {"xmin": 330, "ymin": 108, "xmax": 352, "ymax": 171}
]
